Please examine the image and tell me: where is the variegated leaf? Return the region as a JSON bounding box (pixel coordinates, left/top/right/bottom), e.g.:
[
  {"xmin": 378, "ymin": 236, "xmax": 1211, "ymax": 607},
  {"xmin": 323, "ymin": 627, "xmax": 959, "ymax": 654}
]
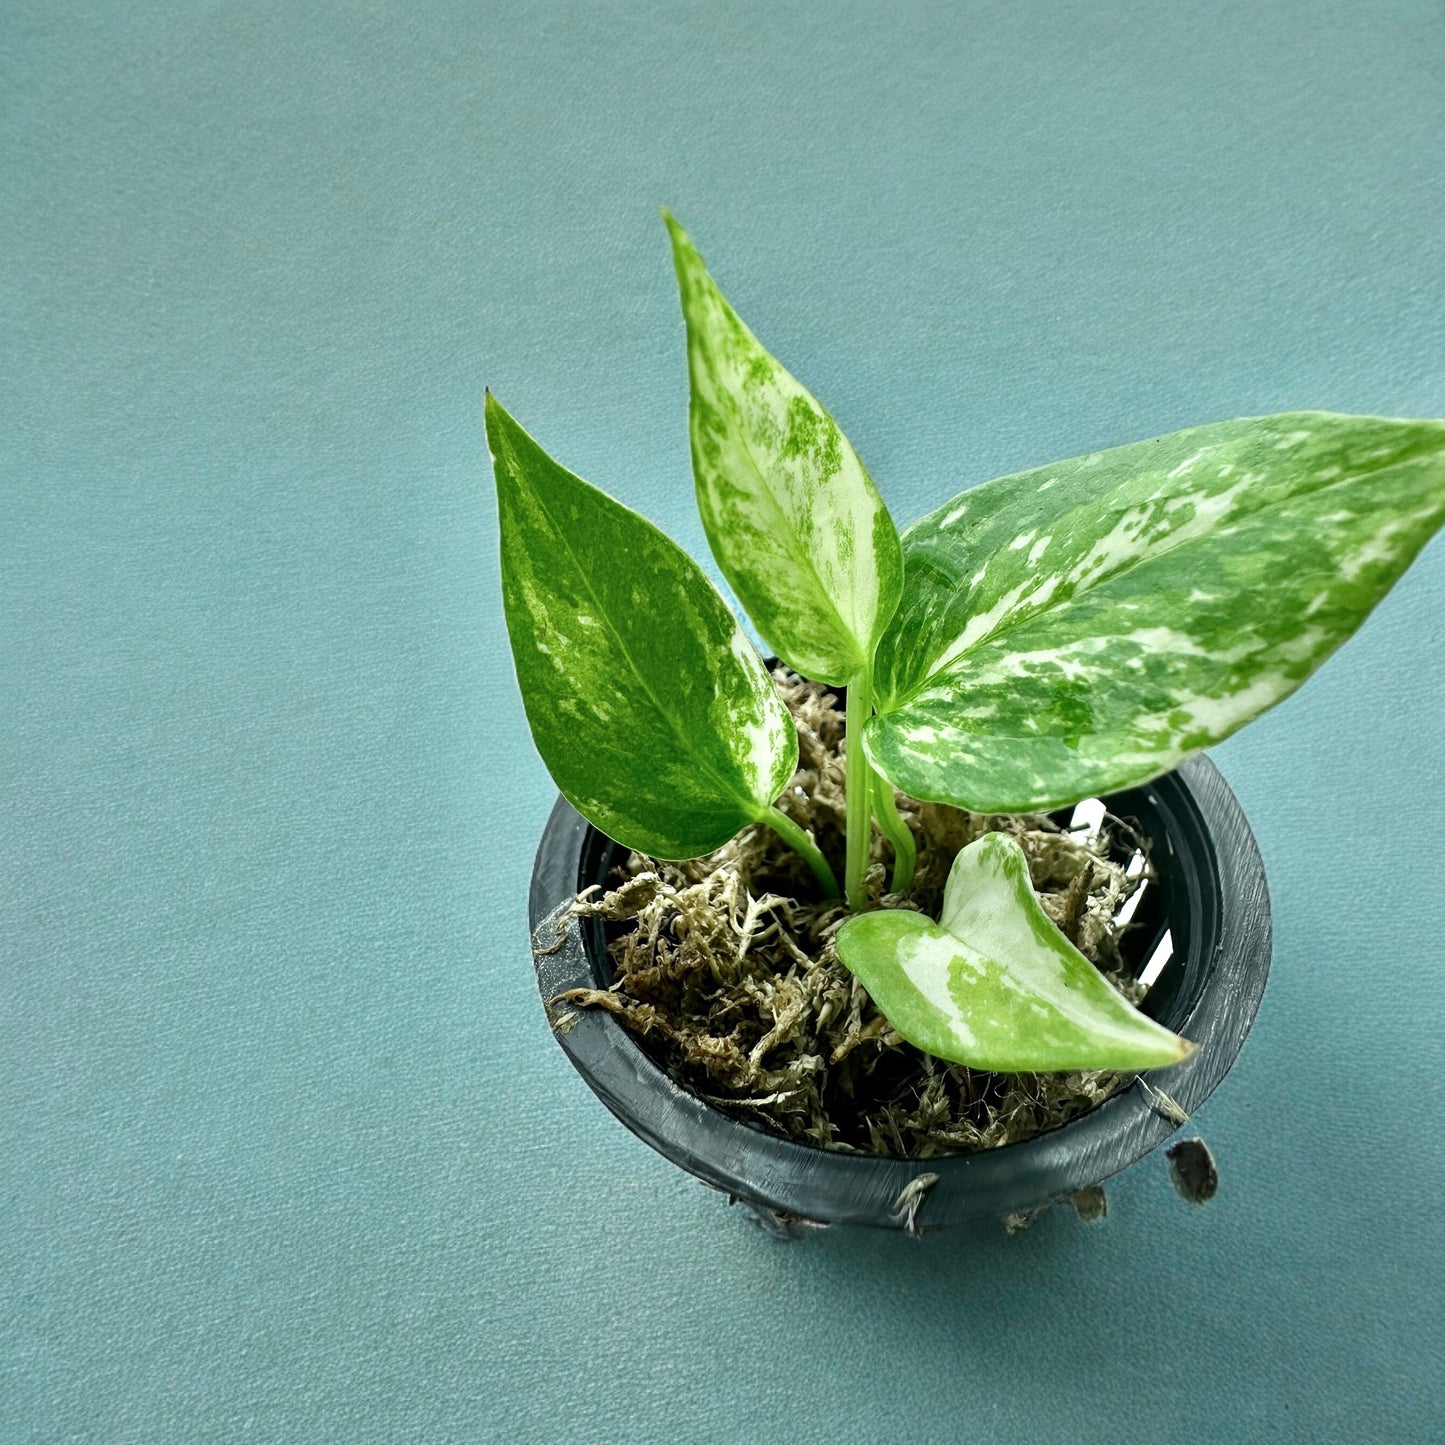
[
  {"xmin": 836, "ymin": 832, "xmax": 1192, "ymax": 1071},
  {"xmin": 868, "ymin": 412, "xmax": 1445, "ymax": 811},
  {"xmin": 665, "ymin": 213, "xmax": 902, "ymax": 685},
  {"xmin": 487, "ymin": 393, "xmax": 797, "ymax": 859}
]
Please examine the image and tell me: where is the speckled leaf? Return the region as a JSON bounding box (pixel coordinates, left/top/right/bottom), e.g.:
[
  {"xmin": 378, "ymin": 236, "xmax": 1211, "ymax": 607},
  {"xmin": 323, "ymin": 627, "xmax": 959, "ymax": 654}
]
[
  {"xmin": 868, "ymin": 412, "xmax": 1445, "ymax": 811},
  {"xmin": 487, "ymin": 394, "xmax": 796, "ymax": 859},
  {"xmin": 665, "ymin": 213, "xmax": 902, "ymax": 685},
  {"xmin": 835, "ymin": 832, "xmax": 1193, "ymax": 1072}
]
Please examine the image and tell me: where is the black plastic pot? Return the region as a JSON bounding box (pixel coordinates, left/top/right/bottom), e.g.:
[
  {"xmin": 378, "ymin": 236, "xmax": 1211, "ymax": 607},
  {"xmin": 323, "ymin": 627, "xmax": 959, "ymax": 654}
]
[{"xmin": 529, "ymin": 755, "xmax": 1271, "ymax": 1231}]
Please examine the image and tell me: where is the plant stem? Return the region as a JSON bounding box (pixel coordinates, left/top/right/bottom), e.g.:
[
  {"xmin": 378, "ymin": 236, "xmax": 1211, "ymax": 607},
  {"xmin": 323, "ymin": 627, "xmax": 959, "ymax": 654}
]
[
  {"xmin": 760, "ymin": 805, "xmax": 840, "ymax": 898},
  {"xmin": 844, "ymin": 669, "xmax": 874, "ymax": 910},
  {"xmin": 872, "ymin": 770, "xmax": 916, "ymax": 895}
]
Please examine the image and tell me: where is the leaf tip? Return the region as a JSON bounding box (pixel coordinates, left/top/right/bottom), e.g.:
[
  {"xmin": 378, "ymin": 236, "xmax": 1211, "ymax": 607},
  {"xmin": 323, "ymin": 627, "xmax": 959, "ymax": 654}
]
[
  {"xmin": 1144, "ymin": 1031, "xmax": 1198, "ymax": 1071},
  {"xmin": 662, "ymin": 210, "xmax": 704, "ymax": 280},
  {"xmin": 660, "ymin": 206, "xmax": 686, "ymax": 241},
  {"xmin": 485, "ymin": 389, "xmax": 528, "ymax": 444},
  {"xmin": 482, "ymin": 391, "xmax": 523, "ymax": 479}
]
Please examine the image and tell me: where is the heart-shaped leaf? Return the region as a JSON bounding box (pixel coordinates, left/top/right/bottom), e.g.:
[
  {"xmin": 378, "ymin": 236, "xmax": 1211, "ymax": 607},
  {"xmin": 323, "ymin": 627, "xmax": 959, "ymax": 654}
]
[
  {"xmin": 665, "ymin": 213, "xmax": 902, "ymax": 686},
  {"xmin": 487, "ymin": 393, "xmax": 797, "ymax": 859},
  {"xmin": 868, "ymin": 412, "xmax": 1445, "ymax": 811},
  {"xmin": 835, "ymin": 832, "xmax": 1193, "ymax": 1072}
]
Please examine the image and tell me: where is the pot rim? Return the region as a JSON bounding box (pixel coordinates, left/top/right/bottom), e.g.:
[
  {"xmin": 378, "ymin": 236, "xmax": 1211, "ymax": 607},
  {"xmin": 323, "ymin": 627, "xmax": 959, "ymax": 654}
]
[{"xmin": 529, "ymin": 754, "xmax": 1271, "ymax": 1229}]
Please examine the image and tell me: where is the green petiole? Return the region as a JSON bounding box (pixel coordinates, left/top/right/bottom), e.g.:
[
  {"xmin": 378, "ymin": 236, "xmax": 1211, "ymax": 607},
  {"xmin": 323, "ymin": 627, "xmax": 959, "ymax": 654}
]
[
  {"xmin": 872, "ymin": 767, "xmax": 916, "ymax": 896},
  {"xmin": 759, "ymin": 804, "xmax": 840, "ymax": 898},
  {"xmin": 844, "ymin": 670, "xmax": 874, "ymax": 910}
]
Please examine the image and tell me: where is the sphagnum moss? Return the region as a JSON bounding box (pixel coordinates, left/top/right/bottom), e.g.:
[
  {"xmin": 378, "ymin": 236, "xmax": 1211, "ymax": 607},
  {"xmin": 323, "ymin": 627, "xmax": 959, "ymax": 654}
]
[{"xmin": 557, "ymin": 670, "xmax": 1155, "ymax": 1159}]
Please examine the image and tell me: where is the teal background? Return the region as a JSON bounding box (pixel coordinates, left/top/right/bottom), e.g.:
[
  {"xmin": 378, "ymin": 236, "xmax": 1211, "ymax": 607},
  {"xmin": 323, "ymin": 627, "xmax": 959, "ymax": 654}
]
[{"xmin": 5, "ymin": 2, "xmax": 1443, "ymax": 1440}]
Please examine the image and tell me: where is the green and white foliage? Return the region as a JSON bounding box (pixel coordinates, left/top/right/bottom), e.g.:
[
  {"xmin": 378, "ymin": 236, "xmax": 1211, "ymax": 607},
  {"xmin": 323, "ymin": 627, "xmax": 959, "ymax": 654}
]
[
  {"xmin": 835, "ymin": 833, "xmax": 1194, "ymax": 1072},
  {"xmin": 867, "ymin": 413, "xmax": 1445, "ymax": 812},
  {"xmin": 487, "ymin": 394, "xmax": 797, "ymax": 860},
  {"xmin": 494, "ymin": 220, "xmax": 1445, "ymax": 1077},
  {"xmin": 665, "ymin": 213, "xmax": 902, "ymax": 686}
]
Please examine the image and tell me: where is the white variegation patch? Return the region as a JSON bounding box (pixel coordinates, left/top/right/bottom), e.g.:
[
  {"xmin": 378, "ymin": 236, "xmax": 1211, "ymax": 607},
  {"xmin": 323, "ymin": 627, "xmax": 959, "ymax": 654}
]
[
  {"xmin": 727, "ymin": 626, "xmax": 796, "ymax": 801},
  {"xmin": 835, "ymin": 833, "xmax": 1193, "ymax": 1071}
]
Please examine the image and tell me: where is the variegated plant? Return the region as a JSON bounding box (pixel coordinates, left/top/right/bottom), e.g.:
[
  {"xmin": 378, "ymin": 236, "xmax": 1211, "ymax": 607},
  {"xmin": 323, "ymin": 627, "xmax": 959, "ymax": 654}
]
[{"xmin": 488, "ymin": 213, "xmax": 1445, "ymax": 1075}]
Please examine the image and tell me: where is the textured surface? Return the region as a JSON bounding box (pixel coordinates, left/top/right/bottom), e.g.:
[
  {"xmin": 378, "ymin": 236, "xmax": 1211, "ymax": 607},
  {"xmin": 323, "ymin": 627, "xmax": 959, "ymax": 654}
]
[{"xmin": 4, "ymin": 2, "xmax": 1444, "ymax": 1442}]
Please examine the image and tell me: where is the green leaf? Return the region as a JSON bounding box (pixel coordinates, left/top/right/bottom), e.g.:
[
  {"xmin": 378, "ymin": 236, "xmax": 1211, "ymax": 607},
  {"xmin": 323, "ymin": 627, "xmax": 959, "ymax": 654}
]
[
  {"xmin": 665, "ymin": 212, "xmax": 902, "ymax": 686},
  {"xmin": 868, "ymin": 412, "xmax": 1445, "ymax": 811},
  {"xmin": 487, "ymin": 393, "xmax": 797, "ymax": 859},
  {"xmin": 835, "ymin": 832, "xmax": 1193, "ymax": 1072}
]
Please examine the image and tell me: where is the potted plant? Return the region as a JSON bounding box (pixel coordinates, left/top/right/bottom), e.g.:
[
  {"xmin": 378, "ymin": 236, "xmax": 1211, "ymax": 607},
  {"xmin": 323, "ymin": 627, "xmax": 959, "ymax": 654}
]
[{"xmin": 493, "ymin": 214, "xmax": 1445, "ymax": 1232}]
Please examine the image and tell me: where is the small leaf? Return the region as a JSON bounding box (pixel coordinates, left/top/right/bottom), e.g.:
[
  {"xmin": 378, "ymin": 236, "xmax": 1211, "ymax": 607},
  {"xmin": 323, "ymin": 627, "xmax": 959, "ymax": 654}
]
[
  {"xmin": 487, "ymin": 393, "xmax": 797, "ymax": 859},
  {"xmin": 868, "ymin": 412, "xmax": 1445, "ymax": 811},
  {"xmin": 665, "ymin": 212, "xmax": 902, "ymax": 685},
  {"xmin": 835, "ymin": 833, "xmax": 1193, "ymax": 1072}
]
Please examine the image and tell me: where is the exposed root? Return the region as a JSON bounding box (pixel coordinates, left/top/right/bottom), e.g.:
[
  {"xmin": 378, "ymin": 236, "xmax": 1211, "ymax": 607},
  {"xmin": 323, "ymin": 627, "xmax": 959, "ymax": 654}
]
[
  {"xmin": 892, "ymin": 1172, "xmax": 941, "ymax": 1235},
  {"xmin": 564, "ymin": 668, "xmax": 1154, "ymax": 1159}
]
